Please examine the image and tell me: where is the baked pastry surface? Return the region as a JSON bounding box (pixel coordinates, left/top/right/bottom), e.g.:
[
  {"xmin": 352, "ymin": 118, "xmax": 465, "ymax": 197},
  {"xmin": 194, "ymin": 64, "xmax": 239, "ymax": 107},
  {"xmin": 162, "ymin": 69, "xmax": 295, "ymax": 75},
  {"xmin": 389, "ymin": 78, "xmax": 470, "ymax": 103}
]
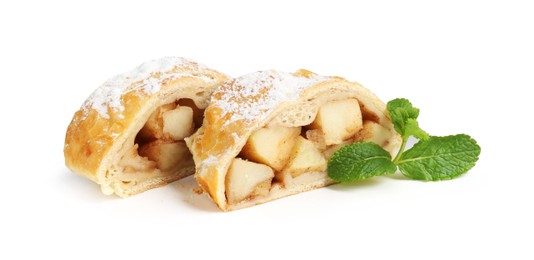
[
  {"xmin": 186, "ymin": 69, "xmax": 402, "ymax": 210},
  {"xmin": 64, "ymin": 57, "xmax": 229, "ymax": 197}
]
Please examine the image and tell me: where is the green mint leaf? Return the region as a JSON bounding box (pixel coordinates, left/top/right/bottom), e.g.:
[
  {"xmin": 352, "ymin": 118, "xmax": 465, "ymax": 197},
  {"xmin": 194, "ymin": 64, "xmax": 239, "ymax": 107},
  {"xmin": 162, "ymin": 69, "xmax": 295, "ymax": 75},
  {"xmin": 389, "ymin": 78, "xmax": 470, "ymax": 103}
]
[
  {"xmin": 387, "ymin": 98, "xmax": 420, "ymax": 137},
  {"xmin": 397, "ymin": 134, "xmax": 481, "ymax": 181},
  {"xmin": 405, "ymin": 118, "xmax": 430, "ymax": 141},
  {"xmin": 328, "ymin": 142, "xmax": 397, "ymax": 183}
]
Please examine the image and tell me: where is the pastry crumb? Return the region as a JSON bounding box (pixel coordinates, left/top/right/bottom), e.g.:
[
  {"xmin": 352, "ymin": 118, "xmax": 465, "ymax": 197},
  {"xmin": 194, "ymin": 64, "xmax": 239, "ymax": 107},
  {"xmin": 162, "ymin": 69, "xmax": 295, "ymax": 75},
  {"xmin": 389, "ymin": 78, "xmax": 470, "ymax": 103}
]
[{"xmin": 193, "ymin": 187, "xmax": 204, "ymax": 195}]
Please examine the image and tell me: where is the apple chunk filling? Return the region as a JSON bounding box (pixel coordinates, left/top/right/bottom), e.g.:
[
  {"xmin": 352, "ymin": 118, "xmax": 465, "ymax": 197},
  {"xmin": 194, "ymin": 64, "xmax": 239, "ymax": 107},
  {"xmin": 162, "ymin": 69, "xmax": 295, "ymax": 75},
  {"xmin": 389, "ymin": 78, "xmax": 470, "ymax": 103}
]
[
  {"xmin": 138, "ymin": 141, "xmax": 190, "ymax": 171},
  {"xmin": 117, "ymin": 100, "xmax": 200, "ymax": 184},
  {"xmin": 138, "ymin": 103, "xmax": 195, "ymax": 142},
  {"xmin": 282, "ymin": 136, "xmax": 327, "ymax": 178},
  {"xmin": 240, "ymin": 125, "xmax": 301, "ymax": 171},
  {"xmin": 225, "ymin": 98, "xmax": 392, "ymax": 204},
  {"xmin": 353, "ymin": 120, "xmax": 391, "ymax": 147},
  {"xmin": 162, "ymin": 106, "xmax": 194, "ymax": 141},
  {"xmin": 308, "ymin": 99, "xmax": 363, "ymax": 145},
  {"xmin": 225, "ymin": 158, "xmax": 275, "ymax": 204}
]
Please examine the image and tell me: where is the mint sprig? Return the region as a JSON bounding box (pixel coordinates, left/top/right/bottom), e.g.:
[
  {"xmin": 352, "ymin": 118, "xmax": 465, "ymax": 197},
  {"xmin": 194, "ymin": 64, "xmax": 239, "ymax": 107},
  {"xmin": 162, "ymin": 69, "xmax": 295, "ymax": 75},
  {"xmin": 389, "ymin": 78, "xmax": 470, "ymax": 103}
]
[
  {"xmin": 328, "ymin": 142, "xmax": 397, "ymax": 182},
  {"xmin": 327, "ymin": 98, "xmax": 481, "ymax": 182},
  {"xmin": 387, "ymin": 98, "xmax": 429, "ymax": 141},
  {"xmin": 397, "ymin": 134, "xmax": 480, "ymax": 181}
]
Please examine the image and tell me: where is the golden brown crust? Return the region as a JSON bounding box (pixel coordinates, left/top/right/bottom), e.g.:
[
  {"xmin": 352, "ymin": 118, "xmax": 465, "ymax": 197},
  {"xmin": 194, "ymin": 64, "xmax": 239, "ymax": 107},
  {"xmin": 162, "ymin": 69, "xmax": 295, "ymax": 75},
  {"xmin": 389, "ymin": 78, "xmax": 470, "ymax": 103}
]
[
  {"xmin": 186, "ymin": 69, "xmax": 402, "ymax": 210},
  {"xmin": 64, "ymin": 57, "xmax": 229, "ymax": 197}
]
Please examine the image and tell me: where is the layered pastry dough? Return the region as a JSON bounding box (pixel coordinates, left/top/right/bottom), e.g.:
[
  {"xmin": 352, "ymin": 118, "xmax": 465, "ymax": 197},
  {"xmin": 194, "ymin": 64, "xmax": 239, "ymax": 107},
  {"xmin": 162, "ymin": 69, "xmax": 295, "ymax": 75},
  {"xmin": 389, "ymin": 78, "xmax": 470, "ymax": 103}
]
[
  {"xmin": 186, "ymin": 70, "xmax": 402, "ymax": 210},
  {"xmin": 64, "ymin": 57, "xmax": 228, "ymax": 197}
]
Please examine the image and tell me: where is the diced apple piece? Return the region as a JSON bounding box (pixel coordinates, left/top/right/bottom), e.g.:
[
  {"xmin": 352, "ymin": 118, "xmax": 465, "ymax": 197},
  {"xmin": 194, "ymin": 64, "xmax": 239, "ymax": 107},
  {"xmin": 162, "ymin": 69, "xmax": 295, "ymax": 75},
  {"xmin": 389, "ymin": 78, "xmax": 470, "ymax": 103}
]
[
  {"xmin": 162, "ymin": 106, "xmax": 194, "ymax": 140},
  {"xmin": 282, "ymin": 136, "xmax": 326, "ymax": 178},
  {"xmin": 309, "ymin": 99, "xmax": 363, "ymax": 145},
  {"xmin": 177, "ymin": 98, "xmax": 205, "ymax": 128},
  {"xmin": 138, "ymin": 141, "xmax": 190, "ymax": 171},
  {"xmin": 251, "ymin": 179, "xmax": 272, "ymax": 197},
  {"xmin": 156, "ymin": 142, "xmax": 191, "ymax": 171},
  {"xmin": 225, "ymin": 158, "xmax": 274, "ymax": 204},
  {"xmin": 138, "ymin": 103, "xmax": 176, "ymax": 141},
  {"xmin": 305, "ymin": 129, "xmax": 326, "ymax": 150},
  {"xmin": 353, "ymin": 120, "xmax": 391, "ymax": 147},
  {"xmin": 240, "ymin": 126, "xmax": 301, "ymax": 171},
  {"xmin": 323, "ymin": 140, "xmax": 352, "ymax": 160}
]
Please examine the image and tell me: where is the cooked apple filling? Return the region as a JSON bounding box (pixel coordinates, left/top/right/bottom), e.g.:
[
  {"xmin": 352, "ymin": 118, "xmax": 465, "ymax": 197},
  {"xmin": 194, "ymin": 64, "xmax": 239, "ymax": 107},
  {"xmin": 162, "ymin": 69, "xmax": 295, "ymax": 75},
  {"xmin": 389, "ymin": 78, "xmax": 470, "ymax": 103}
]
[
  {"xmin": 112, "ymin": 99, "xmax": 203, "ymax": 184},
  {"xmin": 228, "ymin": 98, "xmax": 393, "ymax": 204}
]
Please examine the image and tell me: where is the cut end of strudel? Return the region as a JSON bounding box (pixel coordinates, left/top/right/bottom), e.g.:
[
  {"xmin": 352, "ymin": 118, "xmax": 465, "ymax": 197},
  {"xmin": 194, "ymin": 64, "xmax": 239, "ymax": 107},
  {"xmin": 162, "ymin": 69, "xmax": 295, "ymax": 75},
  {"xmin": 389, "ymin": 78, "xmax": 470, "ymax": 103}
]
[
  {"xmin": 186, "ymin": 69, "xmax": 402, "ymax": 211},
  {"xmin": 64, "ymin": 57, "xmax": 229, "ymax": 197}
]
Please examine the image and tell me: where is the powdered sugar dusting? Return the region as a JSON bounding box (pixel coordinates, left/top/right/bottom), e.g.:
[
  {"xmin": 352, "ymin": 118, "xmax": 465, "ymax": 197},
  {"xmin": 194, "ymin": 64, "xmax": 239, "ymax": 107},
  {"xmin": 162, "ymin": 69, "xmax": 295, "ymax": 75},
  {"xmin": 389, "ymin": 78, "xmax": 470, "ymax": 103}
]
[
  {"xmin": 83, "ymin": 57, "xmax": 217, "ymax": 119},
  {"xmin": 200, "ymin": 155, "xmax": 219, "ymax": 172},
  {"xmin": 213, "ymin": 70, "xmax": 330, "ymax": 125}
]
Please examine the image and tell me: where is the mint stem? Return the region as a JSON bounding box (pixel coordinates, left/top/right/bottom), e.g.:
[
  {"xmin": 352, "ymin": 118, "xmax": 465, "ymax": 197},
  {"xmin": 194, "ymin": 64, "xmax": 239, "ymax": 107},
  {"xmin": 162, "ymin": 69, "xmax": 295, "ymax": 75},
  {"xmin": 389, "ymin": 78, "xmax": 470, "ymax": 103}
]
[{"xmin": 392, "ymin": 137, "xmax": 408, "ymax": 164}]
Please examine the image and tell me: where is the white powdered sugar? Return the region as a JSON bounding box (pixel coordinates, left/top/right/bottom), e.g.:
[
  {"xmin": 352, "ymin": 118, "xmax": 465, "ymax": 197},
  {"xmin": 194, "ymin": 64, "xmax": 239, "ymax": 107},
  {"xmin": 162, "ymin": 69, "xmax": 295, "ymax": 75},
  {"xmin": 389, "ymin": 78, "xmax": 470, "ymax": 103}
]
[
  {"xmin": 213, "ymin": 70, "xmax": 330, "ymax": 125},
  {"xmin": 200, "ymin": 155, "xmax": 219, "ymax": 171},
  {"xmin": 83, "ymin": 57, "xmax": 216, "ymax": 119}
]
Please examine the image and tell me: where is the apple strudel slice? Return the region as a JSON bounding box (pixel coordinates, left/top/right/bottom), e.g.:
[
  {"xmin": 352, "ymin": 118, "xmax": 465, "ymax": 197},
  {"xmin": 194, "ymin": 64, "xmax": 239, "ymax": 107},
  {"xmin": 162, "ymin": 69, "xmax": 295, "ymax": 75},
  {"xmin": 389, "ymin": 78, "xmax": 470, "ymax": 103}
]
[
  {"xmin": 186, "ymin": 69, "xmax": 402, "ymax": 210},
  {"xmin": 64, "ymin": 57, "xmax": 229, "ymax": 197}
]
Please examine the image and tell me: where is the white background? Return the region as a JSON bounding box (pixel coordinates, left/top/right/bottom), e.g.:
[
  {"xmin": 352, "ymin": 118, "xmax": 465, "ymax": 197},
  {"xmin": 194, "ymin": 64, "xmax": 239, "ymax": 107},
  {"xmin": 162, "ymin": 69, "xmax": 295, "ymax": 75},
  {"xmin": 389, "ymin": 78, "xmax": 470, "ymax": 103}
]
[{"xmin": 1, "ymin": 0, "xmax": 532, "ymax": 259}]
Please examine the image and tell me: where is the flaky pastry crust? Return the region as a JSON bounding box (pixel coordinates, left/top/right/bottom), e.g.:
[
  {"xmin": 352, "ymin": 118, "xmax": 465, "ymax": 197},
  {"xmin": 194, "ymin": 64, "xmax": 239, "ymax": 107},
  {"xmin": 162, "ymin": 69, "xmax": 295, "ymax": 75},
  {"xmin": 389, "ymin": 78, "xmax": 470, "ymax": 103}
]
[{"xmin": 64, "ymin": 57, "xmax": 228, "ymax": 197}]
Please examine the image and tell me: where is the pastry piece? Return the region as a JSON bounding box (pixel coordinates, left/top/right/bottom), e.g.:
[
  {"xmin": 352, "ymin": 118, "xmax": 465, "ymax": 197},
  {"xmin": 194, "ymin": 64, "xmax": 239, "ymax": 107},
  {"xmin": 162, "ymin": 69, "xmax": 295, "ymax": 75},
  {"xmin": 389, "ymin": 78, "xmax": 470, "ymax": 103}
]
[
  {"xmin": 64, "ymin": 57, "xmax": 229, "ymax": 197},
  {"xmin": 186, "ymin": 70, "xmax": 402, "ymax": 210}
]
